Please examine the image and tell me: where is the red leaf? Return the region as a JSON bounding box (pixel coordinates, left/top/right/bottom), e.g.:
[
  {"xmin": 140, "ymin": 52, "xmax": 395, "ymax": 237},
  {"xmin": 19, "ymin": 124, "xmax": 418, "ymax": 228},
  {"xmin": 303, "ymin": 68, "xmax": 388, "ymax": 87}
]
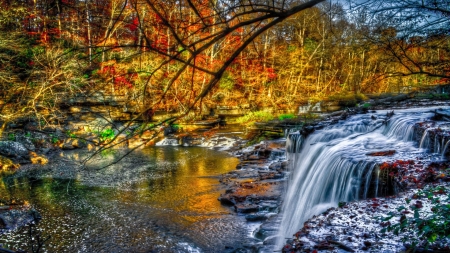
[{"xmin": 126, "ymin": 17, "xmax": 139, "ymax": 32}]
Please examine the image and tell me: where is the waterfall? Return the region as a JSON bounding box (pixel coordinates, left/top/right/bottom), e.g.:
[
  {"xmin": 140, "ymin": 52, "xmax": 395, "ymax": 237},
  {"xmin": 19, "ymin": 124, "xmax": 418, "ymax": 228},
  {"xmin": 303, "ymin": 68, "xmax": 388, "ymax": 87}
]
[
  {"xmin": 442, "ymin": 140, "xmax": 450, "ymax": 158},
  {"xmin": 419, "ymin": 129, "xmax": 430, "ymax": 150},
  {"xmin": 276, "ymin": 107, "xmax": 444, "ymax": 247},
  {"xmin": 437, "ymin": 136, "xmax": 443, "ymax": 154},
  {"xmin": 155, "ymin": 138, "xmax": 180, "ymax": 146}
]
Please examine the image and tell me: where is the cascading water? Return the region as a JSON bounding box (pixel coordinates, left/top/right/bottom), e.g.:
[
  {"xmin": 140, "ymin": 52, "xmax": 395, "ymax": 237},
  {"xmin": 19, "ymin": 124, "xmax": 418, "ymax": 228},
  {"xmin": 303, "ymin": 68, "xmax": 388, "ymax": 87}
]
[
  {"xmin": 419, "ymin": 129, "xmax": 431, "ymax": 149},
  {"xmin": 276, "ymin": 107, "xmax": 449, "ymax": 248}
]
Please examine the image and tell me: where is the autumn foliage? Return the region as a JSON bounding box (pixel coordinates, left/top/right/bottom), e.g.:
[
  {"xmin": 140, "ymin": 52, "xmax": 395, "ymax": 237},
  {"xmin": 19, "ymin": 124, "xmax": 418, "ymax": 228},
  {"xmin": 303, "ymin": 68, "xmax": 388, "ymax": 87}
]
[{"xmin": 0, "ymin": 0, "xmax": 449, "ymax": 130}]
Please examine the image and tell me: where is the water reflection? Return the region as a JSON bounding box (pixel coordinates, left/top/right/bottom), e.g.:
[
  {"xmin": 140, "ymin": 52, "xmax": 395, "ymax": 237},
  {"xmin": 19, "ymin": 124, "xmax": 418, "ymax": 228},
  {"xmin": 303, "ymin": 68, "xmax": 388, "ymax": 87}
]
[{"xmin": 0, "ymin": 147, "xmax": 246, "ymax": 252}]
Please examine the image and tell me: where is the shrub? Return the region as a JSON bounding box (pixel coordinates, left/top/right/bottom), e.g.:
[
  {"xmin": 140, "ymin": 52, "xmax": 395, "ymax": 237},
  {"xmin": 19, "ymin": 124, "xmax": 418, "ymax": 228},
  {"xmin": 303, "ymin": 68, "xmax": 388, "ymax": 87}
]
[
  {"xmin": 379, "ymin": 185, "xmax": 450, "ymax": 250},
  {"xmin": 49, "ymin": 134, "xmax": 59, "ymax": 144},
  {"xmin": 66, "ymin": 130, "xmax": 76, "ymax": 138},
  {"xmin": 98, "ymin": 128, "xmax": 115, "ymax": 142},
  {"xmin": 7, "ymin": 133, "xmax": 15, "ymax": 141}
]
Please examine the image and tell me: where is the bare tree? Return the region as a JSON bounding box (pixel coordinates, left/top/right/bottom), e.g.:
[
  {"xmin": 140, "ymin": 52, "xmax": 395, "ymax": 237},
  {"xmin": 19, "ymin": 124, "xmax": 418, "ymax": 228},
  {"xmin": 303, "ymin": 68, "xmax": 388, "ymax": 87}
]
[{"xmin": 347, "ymin": 0, "xmax": 450, "ymax": 86}]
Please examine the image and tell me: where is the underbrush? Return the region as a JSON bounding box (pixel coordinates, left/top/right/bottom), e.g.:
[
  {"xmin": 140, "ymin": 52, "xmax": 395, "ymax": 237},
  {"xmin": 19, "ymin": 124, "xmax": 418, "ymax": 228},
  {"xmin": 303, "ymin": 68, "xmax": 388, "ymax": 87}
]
[{"xmin": 380, "ymin": 184, "xmax": 450, "ymax": 251}]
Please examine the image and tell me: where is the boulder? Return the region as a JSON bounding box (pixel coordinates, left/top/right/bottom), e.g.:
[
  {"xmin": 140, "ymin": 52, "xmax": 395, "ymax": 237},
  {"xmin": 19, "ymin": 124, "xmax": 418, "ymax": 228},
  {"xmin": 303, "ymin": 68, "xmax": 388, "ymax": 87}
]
[
  {"xmin": 235, "ymin": 203, "xmax": 259, "ymax": 213},
  {"xmin": 61, "ymin": 138, "xmax": 87, "ymax": 150},
  {"xmin": 15, "ymin": 136, "xmax": 36, "ymax": 152},
  {"xmin": 0, "ymin": 208, "xmax": 41, "ymax": 233},
  {"xmin": 0, "ymin": 141, "xmax": 30, "ymax": 162}
]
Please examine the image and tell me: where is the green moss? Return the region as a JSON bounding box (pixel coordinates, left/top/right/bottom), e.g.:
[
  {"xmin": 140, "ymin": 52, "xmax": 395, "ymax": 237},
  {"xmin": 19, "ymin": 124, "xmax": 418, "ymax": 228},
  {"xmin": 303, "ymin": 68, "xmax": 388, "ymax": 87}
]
[
  {"xmin": 236, "ymin": 111, "xmax": 274, "ymax": 125},
  {"xmin": 278, "ymin": 113, "xmax": 296, "ymax": 121}
]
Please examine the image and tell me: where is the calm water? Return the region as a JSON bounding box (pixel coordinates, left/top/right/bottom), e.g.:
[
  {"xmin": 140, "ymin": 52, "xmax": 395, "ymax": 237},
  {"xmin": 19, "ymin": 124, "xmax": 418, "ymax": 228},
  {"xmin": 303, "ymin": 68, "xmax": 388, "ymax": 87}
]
[{"xmin": 0, "ymin": 146, "xmax": 249, "ymax": 252}]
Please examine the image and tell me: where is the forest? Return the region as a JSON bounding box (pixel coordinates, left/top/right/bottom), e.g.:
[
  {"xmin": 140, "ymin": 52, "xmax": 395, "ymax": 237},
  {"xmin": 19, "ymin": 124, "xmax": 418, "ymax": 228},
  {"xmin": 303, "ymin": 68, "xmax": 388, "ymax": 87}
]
[{"xmin": 0, "ymin": 0, "xmax": 449, "ymax": 131}]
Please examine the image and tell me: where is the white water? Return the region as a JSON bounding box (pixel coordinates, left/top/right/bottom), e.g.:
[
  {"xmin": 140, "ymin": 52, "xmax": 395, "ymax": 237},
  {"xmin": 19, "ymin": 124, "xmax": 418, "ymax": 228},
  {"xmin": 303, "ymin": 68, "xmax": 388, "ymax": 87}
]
[
  {"xmin": 298, "ymin": 102, "xmax": 322, "ymax": 114},
  {"xmin": 276, "ymin": 107, "xmax": 448, "ymax": 247},
  {"xmin": 156, "ymin": 138, "xmax": 180, "ymax": 146}
]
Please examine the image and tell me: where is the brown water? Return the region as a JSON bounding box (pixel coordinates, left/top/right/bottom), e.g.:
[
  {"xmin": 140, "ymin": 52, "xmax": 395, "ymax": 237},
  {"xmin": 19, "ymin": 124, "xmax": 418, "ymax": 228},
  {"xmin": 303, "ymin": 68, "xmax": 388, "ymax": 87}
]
[{"xmin": 0, "ymin": 146, "xmax": 251, "ymax": 252}]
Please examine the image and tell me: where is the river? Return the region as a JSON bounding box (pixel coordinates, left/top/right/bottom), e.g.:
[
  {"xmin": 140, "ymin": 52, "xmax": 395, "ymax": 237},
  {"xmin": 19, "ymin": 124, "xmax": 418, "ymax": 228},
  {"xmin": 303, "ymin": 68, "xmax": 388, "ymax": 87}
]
[{"xmin": 0, "ymin": 146, "xmax": 252, "ymax": 252}]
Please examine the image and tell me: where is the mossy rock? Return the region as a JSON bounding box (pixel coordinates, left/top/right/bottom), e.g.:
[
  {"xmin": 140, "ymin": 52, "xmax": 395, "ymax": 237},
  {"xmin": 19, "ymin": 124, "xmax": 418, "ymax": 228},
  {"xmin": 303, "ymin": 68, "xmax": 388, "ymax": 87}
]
[{"xmin": 0, "ymin": 155, "xmax": 20, "ymax": 175}]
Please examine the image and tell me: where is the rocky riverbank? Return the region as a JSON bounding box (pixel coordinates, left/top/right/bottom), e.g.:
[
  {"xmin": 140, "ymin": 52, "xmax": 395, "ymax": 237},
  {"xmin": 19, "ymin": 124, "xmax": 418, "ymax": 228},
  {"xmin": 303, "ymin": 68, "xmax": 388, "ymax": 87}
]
[{"xmin": 282, "ymin": 183, "xmax": 450, "ymax": 253}]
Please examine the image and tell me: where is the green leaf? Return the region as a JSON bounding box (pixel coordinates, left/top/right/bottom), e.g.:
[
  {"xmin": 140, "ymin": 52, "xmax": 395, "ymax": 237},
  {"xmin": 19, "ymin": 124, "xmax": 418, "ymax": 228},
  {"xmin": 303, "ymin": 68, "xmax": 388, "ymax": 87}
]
[
  {"xmin": 428, "ymin": 233, "xmax": 437, "ymax": 242},
  {"xmin": 414, "ymin": 209, "xmax": 419, "ymax": 219},
  {"xmin": 382, "ymin": 216, "xmax": 393, "ymax": 221}
]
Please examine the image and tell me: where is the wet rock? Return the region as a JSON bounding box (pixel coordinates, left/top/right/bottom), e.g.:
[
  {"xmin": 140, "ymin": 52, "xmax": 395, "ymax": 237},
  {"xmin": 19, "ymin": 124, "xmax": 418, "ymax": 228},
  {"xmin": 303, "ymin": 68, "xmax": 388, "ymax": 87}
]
[
  {"xmin": 259, "ymin": 201, "xmax": 279, "ymax": 212},
  {"xmin": 233, "ymin": 170, "xmax": 259, "ymax": 178},
  {"xmin": 0, "ymin": 216, "xmax": 6, "ymax": 229},
  {"xmin": 262, "ymin": 236, "xmax": 279, "ymax": 246},
  {"xmin": 363, "ymin": 240, "xmax": 372, "ymax": 247},
  {"xmin": 0, "ymin": 208, "xmax": 41, "ymax": 233},
  {"xmin": 218, "ymin": 195, "xmax": 235, "ymax": 205},
  {"xmin": 259, "ymin": 171, "xmax": 284, "ymax": 180},
  {"xmin": 235, "ymin": 203, "xmax": 259, "ymax": 213},
  {"xmin": 255, "ymin": 218, "xmax": 280, "ymax": 240},
  {"xmin": 245, "ymin": 213, "xmax": 268, "ymax": 221},
  {"xmin": 218, "ymin": 139, "xmax": 287, "ymax": 252},
  {"xmin": 432, "ymin": 109, "xmax": 450, "ymax": 121},
  {"xmin": 366, "ymin": 150, "xmax": 396, "ymax": 156},
  {"xmin": 248, "ymin": 155, "xmax": 260, "ymax": 160},
  {"xmin": 283, "ymin": 181, "xmax": 450, "ymax": 253},
  {"xmin": 15, "ymin": 136, "xmax": 36, "ymax": 152},
  {"xmin": 268, "ymin": 162, "xmax": 281, "ymax": 170},
  {"xmin": 61, "ymin": 138, "xmax": 87, "ymax": 150},
  {"xmin": 301, "ymin": 125, "xmax": 315, "ymax": 136},
  {"xmin": 280, "ymin": 161, "xmax": 288, "ymax": 170},
  {"xmin": 0, "ymin": 141, "xmax": 30, "ymax": 162},
  {"xmin": 180, "ymin": 134, "xmax": 202, "ymax": 146}
]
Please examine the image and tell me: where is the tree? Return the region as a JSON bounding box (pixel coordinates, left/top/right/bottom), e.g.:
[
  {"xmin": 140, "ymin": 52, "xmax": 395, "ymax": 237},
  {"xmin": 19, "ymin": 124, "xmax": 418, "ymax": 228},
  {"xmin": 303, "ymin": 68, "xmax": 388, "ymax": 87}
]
[
  {"xmin": 348, "ymin": 0, "xmax": 450, "ymax": 91},
  {"xmin": 107, "ymin": 0, "xmax": 327, "ymax": 112}
]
